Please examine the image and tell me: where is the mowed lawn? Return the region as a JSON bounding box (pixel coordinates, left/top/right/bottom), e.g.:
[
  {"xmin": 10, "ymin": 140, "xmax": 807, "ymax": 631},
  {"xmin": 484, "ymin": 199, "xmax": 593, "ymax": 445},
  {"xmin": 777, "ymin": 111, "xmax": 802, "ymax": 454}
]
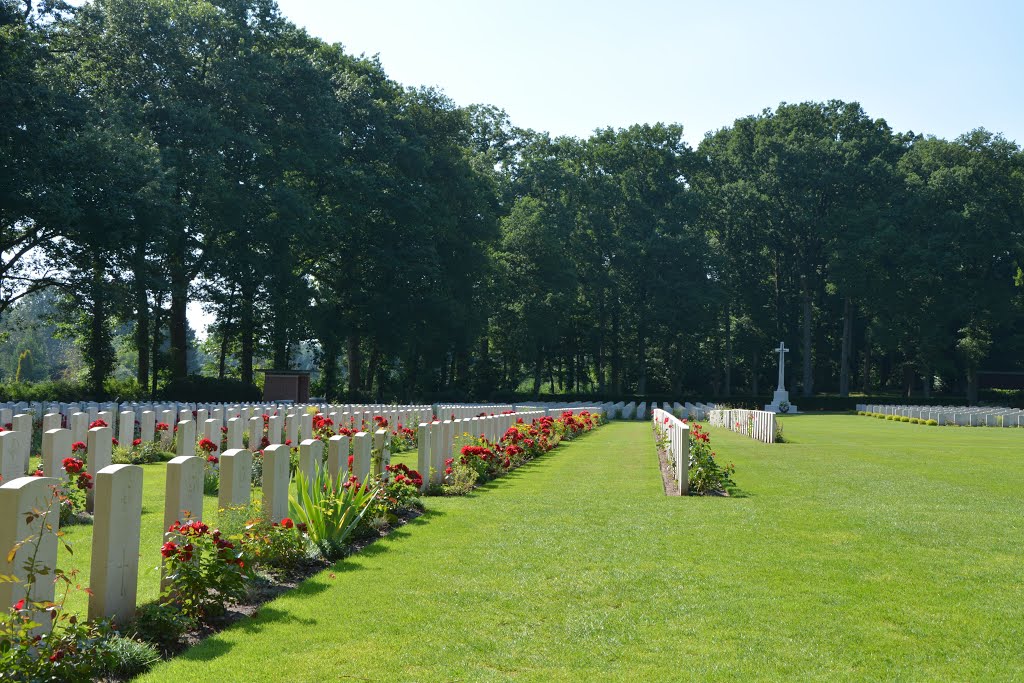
[{"xmin": 134, "ymin": 416, "xmax": 1024, "ymax": 681}]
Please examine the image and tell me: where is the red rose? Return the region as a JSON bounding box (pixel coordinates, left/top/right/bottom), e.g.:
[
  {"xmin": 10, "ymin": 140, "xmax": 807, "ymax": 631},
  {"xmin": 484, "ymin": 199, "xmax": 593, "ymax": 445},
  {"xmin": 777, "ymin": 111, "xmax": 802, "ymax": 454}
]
[
  {"xmin": 280, "ymin": 518, "xmax": 294, "ymax": 529},
  {"xmin": 161, "ymin": 541, "xmax": 178, "ymax": 558},
  {"xmin": 13, "ymin": 598, "xmax": 25, "ymax": 610},
  {"xmin": 132, "ymin": 438, "xmax": 141, "ymax": 446}
]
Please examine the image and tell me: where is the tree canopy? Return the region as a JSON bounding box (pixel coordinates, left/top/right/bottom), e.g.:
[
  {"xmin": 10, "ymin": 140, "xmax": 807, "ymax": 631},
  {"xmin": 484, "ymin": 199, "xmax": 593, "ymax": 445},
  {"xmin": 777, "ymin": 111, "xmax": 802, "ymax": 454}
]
[{"xmin": 2, "ymin": 0, "xmax": 1023, "ymax": 402}]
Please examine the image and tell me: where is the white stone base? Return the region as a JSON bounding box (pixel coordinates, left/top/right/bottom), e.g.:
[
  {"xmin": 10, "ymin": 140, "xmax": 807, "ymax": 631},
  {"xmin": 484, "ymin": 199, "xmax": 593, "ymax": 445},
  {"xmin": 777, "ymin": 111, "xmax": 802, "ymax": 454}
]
[{"xmin": 764, "ymin": 403, "xmax": 798, "ymax": 414}]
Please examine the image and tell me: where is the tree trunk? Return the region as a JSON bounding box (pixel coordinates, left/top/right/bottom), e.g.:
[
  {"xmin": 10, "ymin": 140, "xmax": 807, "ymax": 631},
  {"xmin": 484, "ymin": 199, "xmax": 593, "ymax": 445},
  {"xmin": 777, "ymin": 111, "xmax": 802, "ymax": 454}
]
[
  {"xmin": 611, "ymin": 307, "xmax": 621, "ymax": 396},
  {"xmin": 922, "ymin": 369, "xmax": 931, "ymax": 398},
  {"xmin": 751, "ymin": 349, "xmax": 760, "ymax": 397},
  {"xmin": 532, "ymin": 345, "xmax": 542, "ymax": 399},
  {"xmin": 861, "ymin": 327, "xmax": 871, "ymax": 394},
  {"xmin": 966, "ymin": 367, "xmax": 979, "ymax": 404},
  {"xmin": 151, "ymin": 292, "xmax": 162, "ymax": 399},
  {"xmin": 239, "ymin": 286, "xmax": 255, "ymax": 387},
  {"xmin": 800, "ymin": 275, "xmax": 813, "ymax": 397},
  {"xmin": 347, "ymin": 334, "xmax": 361, "ymax": 398},
  {"xmin": 365, "ymin": 339, "xmax": 380, "ymax": 393},
  {"xmin": 88, "ymin": 262, "xmax": 107, "ymax": 397},
  {"xmin": 135, "ymin": 277, "xmax": 149, "ymax": 391},
  {"xmin": 321, "ymin": 334, "xmax": 339, "ymax": 400},
  {"xmin": 839, "ymin": 296, "xmax": 852, "ymax": 397},
  {"xmin": 169, "ymin": 266, "xmax": 189, "ymax": 379},
  {"xmin": 723, "ymin": 303, "xmax": 732, "ymax": 397}
]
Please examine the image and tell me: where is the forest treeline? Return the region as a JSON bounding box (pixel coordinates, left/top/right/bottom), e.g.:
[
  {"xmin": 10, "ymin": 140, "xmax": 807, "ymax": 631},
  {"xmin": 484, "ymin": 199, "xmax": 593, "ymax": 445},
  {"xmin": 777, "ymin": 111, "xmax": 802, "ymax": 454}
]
[{"xmin": 2, "ymin": 0, "xmax": 1023, "ymax": 402}]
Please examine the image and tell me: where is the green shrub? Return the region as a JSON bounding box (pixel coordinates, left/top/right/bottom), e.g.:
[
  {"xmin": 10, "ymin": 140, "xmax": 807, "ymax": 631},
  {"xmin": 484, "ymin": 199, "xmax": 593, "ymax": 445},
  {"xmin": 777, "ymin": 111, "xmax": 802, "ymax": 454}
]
[
  {"xmin": 875, "ymin": 413, "xmax": 885, "ymax": 419},
  {"xmin": 104, "ymin": 636, "xmax": 161, "ymax": 679},
  {"xmin": 909, "ymin": 418, "xmax": 920, "ymax": 424},
  {"xmin": 900, "ymin": 416, "xmax": 911, "ymax": 422},
  {"xmin": 926, "ymin": 419, "xmax": 938, "ymax": 426},
  {"xmin": 288, "ymin": 468, "xmax": 379, "ymax": 560},
  {"xmin": 132, "ymin": 602, "xmax": 196, "ymax": 654},
  {"xmin": 442, "ymin": 460, "xmax": 479, "ymax": 496},
  {"xmin": 856, "ymin": 410, "xmax": 865, "ymax": 415},
  {"xmin": 112, "ymin": 441, "xmax": 174, "ymax": 465}
]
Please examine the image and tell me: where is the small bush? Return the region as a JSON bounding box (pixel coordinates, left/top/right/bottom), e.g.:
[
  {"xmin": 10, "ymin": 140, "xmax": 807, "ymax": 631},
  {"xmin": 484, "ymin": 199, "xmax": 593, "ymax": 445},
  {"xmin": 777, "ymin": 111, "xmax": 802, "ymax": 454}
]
[
  {"xmin": 132, "ymin": 602, "xmax": 197, "ymax": 654},
  {"xmin": 875, "ymin": 413, "xmax": 885, "ymax": 419},
  {"xmin": 909, "ymin": 418, "xmax": 920, "ymax": 424},
  {"xmin": 104, "ymin": 636, "xmax": 161, "ymax": 679},
  {"xmin": 926, "ymin": 419, "xmax": 938, "ymax": 426},
  {"xmin": 900, "ymin": 416, "xmax": 910, "ymax": 422}
]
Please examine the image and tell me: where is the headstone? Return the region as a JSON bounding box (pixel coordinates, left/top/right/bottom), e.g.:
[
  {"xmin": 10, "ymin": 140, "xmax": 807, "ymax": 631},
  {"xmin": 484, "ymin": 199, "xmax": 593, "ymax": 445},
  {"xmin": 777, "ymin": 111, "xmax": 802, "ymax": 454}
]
[
  {"xmin": 140, "ymin": 411, "xmax": 156, "ymax": 443},
  {"xmin": 226, "ymin": 418, "xmax": 243, "ymax": 450},
  {"xmin": 163, "ymin": 456, "xmax": 204, "ymax": 533},
  {"xmin": 416, "ymin": 424, "xmax": 430, "ymax": 492},
  {"xmin": 298, "ymin": 438, "xmax": 323, "ymax": 484},
  {"xmin": 352, "ymin": 432, "xmax": 371, "ymax": 482},
  {"xmin": 0, "ymin": 476, "xmax": 60, "ymax": 620},
  {"xmin": 219, "ymin": 449, "xmax": 253, "ymax": 509},
  {"xmin": 0, "ymin": 431, "xmax": 23, "ymax": 483},
  {"xmin": 42, "ymin": 413, "xmax": 62, "ymax": 433},
  {"xmin": 118, "ymin": 411, "xmax": 135, "ymax": 448},
  {"xmin": 247, "ymin": 416, "xmax": 263, "ymax": 450},
  {"xmin": 41, "ymin": 428, "xmax": 71, "ymax": 482},
  {"xmin": 89, "ymin": 464, "xmax": 143, "ymax": 622},
  {"xmin": 267, "ymin": 415, "xmax": 283, "ymax": 445},
  {"xmin": 300, "ymin": 413, "xmax": 314, "ymax": 441},
  {"xmin": 86, "ymin": 426, "xmax": 113, "ymax": 513},
  {"xmin": 261, "ymin": 445, "xmax": 290, "ymax": 523},
  {"xmin": 12, "ymin": 414, "xmax": 32, "ymax": 474},
  {"xmin": 327, "ymin": 435, "xmax": 349, "ymax": 482}
]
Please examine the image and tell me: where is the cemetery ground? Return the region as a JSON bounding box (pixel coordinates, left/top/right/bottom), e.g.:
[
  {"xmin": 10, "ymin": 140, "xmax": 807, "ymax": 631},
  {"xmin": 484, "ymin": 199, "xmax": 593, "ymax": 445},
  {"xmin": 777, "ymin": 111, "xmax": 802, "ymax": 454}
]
[{"xmin": 110, "ymin": 416, "xmax": 1024, "ymax": 681}]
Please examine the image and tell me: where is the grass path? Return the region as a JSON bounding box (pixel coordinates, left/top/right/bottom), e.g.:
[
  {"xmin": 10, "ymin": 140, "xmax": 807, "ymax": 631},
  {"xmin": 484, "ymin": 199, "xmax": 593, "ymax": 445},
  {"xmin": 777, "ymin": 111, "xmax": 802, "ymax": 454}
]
[{"xmin": 138, "ymin": 418, "xmax": 1024, "ymax": 681}]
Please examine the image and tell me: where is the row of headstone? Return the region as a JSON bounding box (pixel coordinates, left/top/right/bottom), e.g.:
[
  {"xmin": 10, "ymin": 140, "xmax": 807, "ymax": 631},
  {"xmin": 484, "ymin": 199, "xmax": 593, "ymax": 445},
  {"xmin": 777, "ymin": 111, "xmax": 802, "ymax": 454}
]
[
  {"xmin": 859, "ymin": 403, "xmax": 1024, "ymax": 427},
  {"xmin": 1, "ymin": 408, "xmax": 585, "ymax": 627},
  {"xmin": 707, "ymin": 408, "xmax": 777, "ymax": 444},
  {"xmin": 651, "ymin": 408, "xmax": 691, "ymax": 494},
  {"xmin": 0, "ymin": 403, "xmax": 437, "ymax": 483},
  {"xmin": 587, "ymin": 401, "xmax": 717, "ymax": 421}
]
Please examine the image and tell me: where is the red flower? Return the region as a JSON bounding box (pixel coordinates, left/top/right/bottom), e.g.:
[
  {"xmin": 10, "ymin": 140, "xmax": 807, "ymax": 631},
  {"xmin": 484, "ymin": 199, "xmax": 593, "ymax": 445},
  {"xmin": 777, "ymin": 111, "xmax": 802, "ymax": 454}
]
[
  {"xmin": 347, "ymin": 454, "xmax": 354, "ymax": 470},
  {"xmin": 71, "ymin": 441, "xmax": 86, "ymax": 453},
  {"xmin": 13, "ymin": 598, "xmax": 25, "ymax": 610},
  {"xmin": 220, "ymin": 426, "xmax": 228, "ymax": 434},
  {"xmin": 161, "ymin": 541, "xmax": 178, "ymax": 558},
  {"xmin": 31, "ymin": 469, "xmax": 43, "ymax": 477},
  {"xmin": 89, "ymin": 419, "xmax": 108, "ymax": 429},
  {"xmin": 198, "ymin": 437, "xmax": 217, "ymax": 453},
  {"xmin": 62, "ymin": 457, "xmax": 84, "ymax": 474},
  {"xmin": 76, "ymin": 473, "xmax": 94, "ymax": 490},
  {"xmin": 111, "ymin": 438, "xmax": 119, "ymax": 446},
  {"xmin": 132, "ymin": 438, "xmax": 142, "ymax": 446},
  {"xmin": 207, "ymin": 455, "xmax": 219, "ymax": 465},
  {"xmin": 280, "ymin": 518, "xmax": 294, "ymax": 529},
  {"xmin": 155, "ymin": 422, "xmax": 169, "ymax": 431}
]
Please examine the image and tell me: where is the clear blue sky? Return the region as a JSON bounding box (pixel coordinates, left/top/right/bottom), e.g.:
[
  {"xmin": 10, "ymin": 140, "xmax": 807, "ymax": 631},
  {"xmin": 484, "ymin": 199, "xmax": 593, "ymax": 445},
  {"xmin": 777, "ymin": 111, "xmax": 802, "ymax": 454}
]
[{"xmin": 275, "ymin": 0, "xmax": 1024, "ymax": 146}]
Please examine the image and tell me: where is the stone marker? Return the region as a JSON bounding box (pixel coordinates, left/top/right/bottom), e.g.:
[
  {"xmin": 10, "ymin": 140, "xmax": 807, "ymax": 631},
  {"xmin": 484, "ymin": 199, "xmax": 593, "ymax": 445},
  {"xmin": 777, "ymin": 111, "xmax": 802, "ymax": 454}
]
[
  {"xmin": 430, "ymin": 421, "xmax": 445, "ymax": 485},
  {"xmin": 267, "ymin": 415, "xmax": 283, "ymax": 445},
  {"xmin": 352, "ymin": 432, "xmax": 371, "ymax": 482},
  {"xmin": 327, "ymin": 435, "xmax": 349, "ymax": 482},
  {"xmin": 226, "ymin": 418, "xmax": 243, "ymax": 450},
  {"xmin": 42, "ymin": 413, "xmax": 62, "ymax": 433},
  {"xmin": 416, "ymin": 423, "xmax": 430, "ymax": 492},
  {"xmin": 12, "ymin": 414, "xmax": 32, "ymax": 474},
  {"xmin": 0, "ymin": 476, "xmax": 60, "ymax": 620},
  {"xmin": 247, "ymin": 416, "xmax": 263, "ymax": 450},
  {"xmin": 140, "ymin": 411, "xmax": 156, "ymax": 443},
  {"xmin": 163, "ymin": 456, "xmax": 204, "ymax": 533},
  {"xmin": 118, "ymin": 411, "xmax": 135, "ymax": 449},
  {"xmin": 298, "ymin": 438, "xmax": 323, "ymax": 484},
  {"xmin": 89, "ymin": 464, "xmax": 143, "ymax": 622},
  {"xmin": 86, "ymin": 426, "xmax": 113, "ymax": 513},
  {"xmin": 176, "ymin": 420, "xmax": 196, "ymax": 458},
  {"xmin": 42, "ymin": 428, "xmax": 71, "ymax": 482},
  {"xmin": 0, "ymin": 431, "xmax": 23, "ymax": 483},
  {"xmin": 261, "ymin": 444, "xmax": 290, "ymax": 523},
  {"xmin": 219, "ymin": 449, "xmax": 253, "ymax": 509}
]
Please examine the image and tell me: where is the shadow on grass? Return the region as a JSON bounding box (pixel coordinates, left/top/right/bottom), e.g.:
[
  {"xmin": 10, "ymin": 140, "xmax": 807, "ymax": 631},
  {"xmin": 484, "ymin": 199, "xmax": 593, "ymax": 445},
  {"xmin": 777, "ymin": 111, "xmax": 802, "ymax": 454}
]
[{"xmin": 168, "ymin": 508, "xmax": 447, "ymax": 664}]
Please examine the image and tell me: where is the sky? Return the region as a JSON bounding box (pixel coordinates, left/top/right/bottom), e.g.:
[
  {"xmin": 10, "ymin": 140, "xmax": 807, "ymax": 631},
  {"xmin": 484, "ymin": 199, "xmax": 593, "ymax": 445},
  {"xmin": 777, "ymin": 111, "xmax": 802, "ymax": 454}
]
[
  {"xmin": 273, "ymin": 0, "xmax": 1024, "ymax": 146},
  {"xmin": 193, "ymin": 0, "xmax": 1024, "ymax": 335}
]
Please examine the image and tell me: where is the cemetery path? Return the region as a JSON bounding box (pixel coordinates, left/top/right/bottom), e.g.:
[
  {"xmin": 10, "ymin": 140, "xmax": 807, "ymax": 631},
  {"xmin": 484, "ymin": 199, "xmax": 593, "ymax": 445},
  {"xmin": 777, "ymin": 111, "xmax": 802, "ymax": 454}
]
[{"xmin": 140, "ymin": 418, "xmax": 1024, "ymax": 682}]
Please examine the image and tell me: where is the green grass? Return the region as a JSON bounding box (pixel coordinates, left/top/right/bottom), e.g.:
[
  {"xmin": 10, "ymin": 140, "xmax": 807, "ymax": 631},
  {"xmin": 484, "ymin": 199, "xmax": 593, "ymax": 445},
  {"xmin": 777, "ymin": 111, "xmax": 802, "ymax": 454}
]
[
  {"xmin": 57, "ymin": 464, "xmax": 221, "ymax": 617},
  {"xmin": 131, "ymin": 417, "xmax": 1024, "ymax": 681}
]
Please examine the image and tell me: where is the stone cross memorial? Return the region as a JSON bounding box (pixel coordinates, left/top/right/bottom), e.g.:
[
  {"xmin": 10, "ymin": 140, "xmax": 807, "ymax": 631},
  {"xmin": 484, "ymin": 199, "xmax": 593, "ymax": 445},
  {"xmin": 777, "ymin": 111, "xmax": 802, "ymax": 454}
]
[{"xmin": 765, "ymin": 341, "xmax": 798, "ymax": 414}]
